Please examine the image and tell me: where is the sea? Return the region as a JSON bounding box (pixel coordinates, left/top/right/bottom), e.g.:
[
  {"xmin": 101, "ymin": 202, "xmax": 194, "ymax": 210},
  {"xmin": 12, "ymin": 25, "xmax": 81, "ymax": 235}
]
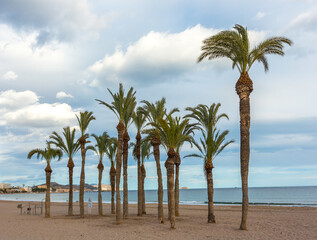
[{"xmin": 1, "ymin": 186, "xmax": 316, "ymax": 207}]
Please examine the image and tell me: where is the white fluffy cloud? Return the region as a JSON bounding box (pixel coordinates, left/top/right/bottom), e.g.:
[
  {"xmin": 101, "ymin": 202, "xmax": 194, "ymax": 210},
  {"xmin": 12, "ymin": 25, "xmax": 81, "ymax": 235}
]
[
  {"xmin": 0, "ymin": 24, "xmax": 72, "ymax": 72},
  {"xmin": 0, "ymin": 90, "xmax": 38, "ymax": 109},
  {"xmin": 56, "ymin": 91, "xmax": 74, "ymax": 99},
  {"xmin": 89, "ymin": 25, "xmax": 218, "ymax": 83},
  {"xmin": 3, "ymin": 71, "xmax": 18, "ymax": 80},
  {"xmin": 89, "ymin": 25, "xmax": 267, "ymax": 84},
  {"xmin": 0, "ymin": 90, "xmax": 78, "ymax": 128}
]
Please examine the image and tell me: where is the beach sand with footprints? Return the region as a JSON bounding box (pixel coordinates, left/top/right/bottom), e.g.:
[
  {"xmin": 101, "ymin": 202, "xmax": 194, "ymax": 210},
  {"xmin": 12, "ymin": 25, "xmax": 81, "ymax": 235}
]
[{"xmin": 0, "ymin": 201, "xmax": 316, "ymax": 240}]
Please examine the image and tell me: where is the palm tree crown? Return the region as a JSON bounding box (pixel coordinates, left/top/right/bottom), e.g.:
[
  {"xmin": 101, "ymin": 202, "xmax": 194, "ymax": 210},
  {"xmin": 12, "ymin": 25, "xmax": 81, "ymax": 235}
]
[
  {"xmin": 151, "ymin": 115, "xmax": 193, "ymax": 152},
  {"xmin": 141, "ymin": 98, "xmax": 178, "ymax": 126},
  {"xmin": 198, "ymin": 24, "xmax": 293, "ymax": 74},
  {"xmin": 91, "ymin": 132, "xmax": 111, "ymax": 161},
  {"xmin": 185, "ymin": 103, "xmax": 234, "ymax": 163},
  {"xmin": 96, "ymin": 83, "xmax": 136, "ymax": 123},
  {"xmin": 49, "ymin": 127, "xmax": 80, "ymax": 159},
  {"xmin": 76, "ymin": 111, "xmax": 96, "ymax": 138},
  {"xmin": 27, "ymin": 142, "xmax": 63, "ymax": 165},
  {"xmin": 133, "ymin": 108, "xmax": 147, "ymax": 134},
  {"xmin": 105, "ymin": 138, "xmax": 117, "ymax": 167}
]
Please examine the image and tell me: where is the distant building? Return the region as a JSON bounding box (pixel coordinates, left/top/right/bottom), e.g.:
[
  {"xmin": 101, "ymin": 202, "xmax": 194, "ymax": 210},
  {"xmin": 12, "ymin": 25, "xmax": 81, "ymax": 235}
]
[
  {"xmin": 92, "ymin": 184, "xmax": 111, "ymax": 191},
  {"xmin": 101, "ymin": 184, "xmax": 111, "ymax": 191},
  {"xmin": 38, "ymin": 184, "xmax": 47, "ymax": 189},
  {"xmin": 0, "ymin": 183, "xmax": 11, "ymax": 189},
  {"xmin": 23, "ymin": 186, "xmax": 32, "ymax": 192}
]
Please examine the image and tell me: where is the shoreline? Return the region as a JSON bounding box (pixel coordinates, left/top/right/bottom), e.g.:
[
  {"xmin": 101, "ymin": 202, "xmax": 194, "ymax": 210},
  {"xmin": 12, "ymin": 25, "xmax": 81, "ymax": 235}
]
[{"xmin": 1, "ymin": 199, "xmax": 317, "ymax": 208}]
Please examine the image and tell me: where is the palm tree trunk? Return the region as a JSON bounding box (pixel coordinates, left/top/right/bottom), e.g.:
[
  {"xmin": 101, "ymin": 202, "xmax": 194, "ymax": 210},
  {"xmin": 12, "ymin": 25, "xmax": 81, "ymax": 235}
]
[
  {"xmin": 206, "ymin": 162, "xmax": 215, "ymax": 223},
  {"xmin": 136, "ymin": 133, "xmax": 142, "ymax": 216},
  {"xmin": 175, "ymin": 164, "xmax": 180, "ymax": 217},
  {"xmin": 79, "ymin": 137, "xmax": 86, "ymax": 218},
  {"xmin": 141, "ymin": 164, "xmax": 146, "ymax": 214},
  {"xmin": 165, "ymin": 149, "xmax": 176, "ymax": 229},
  {"xmin": 110, "ymin": 166, "xmax": 116, "ymax": 214},
  {"xmin": 151, "ymin": 135, "xmax": 164, "ymax": 223},
  {"xmin": 116, "ymin": 121, "xmax": 125, "ymax": 224},
  {"xmin": 45, "ymin": 164, "xmax": 52, "ymax": 218},
  {"xmin": 98, "ymin": 161, "xmax": 104, "ymax": 216},
  {"xmin": 174, "ymin": 153, "xmax": 181, "ymax": 217},
  {"xmin": 67, "ymin": 158, "xmax": 74, "ymax": 216},
  {"xmin": 123, "ymin": 130, "xmax": 130, "ymax": 219},
  {"xmin": 236, "ymin": 72, "xmax": 253, "ymax": 230}
]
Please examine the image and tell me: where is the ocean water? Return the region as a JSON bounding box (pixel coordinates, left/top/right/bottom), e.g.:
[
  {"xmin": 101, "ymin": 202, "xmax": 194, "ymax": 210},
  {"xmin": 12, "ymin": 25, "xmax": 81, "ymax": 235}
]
[{"xmin": 1, "ymin": 186, "xmax": 316, "ymax": 206}]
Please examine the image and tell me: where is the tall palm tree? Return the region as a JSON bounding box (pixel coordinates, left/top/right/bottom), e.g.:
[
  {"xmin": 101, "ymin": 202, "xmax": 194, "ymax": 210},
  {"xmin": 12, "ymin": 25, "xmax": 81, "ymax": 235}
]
[
  {"xmin": 151, "ymin": 115, "xmax": 193, "ymax": 229},
  {"xmin": 105, "ymin": 138, "xmax": 117, "ymax": 214},
  {"xmin": 185, "ymin": 103, "xmax": 234, "ymax": 223},
  {"xmin": 121, "ymin": 94, "xmax": 136, "ymax": 219},
  {"xmin": 174, "ymin": 122, "xmax": 197, "ymax": 217},
  {"xmin": 132, "ymin": 139, "xmax": 152, "ymax": 215},
  {"xmin": 49, "ymin": 127, "xmax": 80, "ymax": 216},
  {"xmin": 132, "ymin": 108, "xmax": 147, "ymax": 216},
  {"xmin": 27, "ymin": 142, "xmax": 62, "ymax": 218},
  {"xmin": 96, "ymin": 83, "xmax": 136, "ymax": 224},
  {"xmin": 140, "ymin": 98, "xmax": 178, "ymax": 223},
  {"xmin": 91, "ymin": 132, "xmax": 110, "ymax": 216},
  {"xmin": 76, "ymin": 111, "xmax": 96, "ymax": 218},
  {"xmin": 197, "ymin": 24, "xmax": 292, "ymax": 230}
]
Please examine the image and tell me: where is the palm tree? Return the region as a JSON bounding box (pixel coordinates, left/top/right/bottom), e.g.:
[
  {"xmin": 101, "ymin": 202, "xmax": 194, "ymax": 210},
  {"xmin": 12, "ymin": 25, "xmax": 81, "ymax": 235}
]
[
  {"xmin": 185, "ymin": 103, "xmax": 234, "ymax": 223},
  {"xmin": 132, "ymin": 108, "xmax": 147, "ymax": 216},
  {"xmin": 49, "ymin": 127, "xmax": 80, "ymax": 216},
  {"xmin": 27, "ymin": 142, "xmax": 62, "ymax": 218},
  {"xmin": 140, "ymin": 98, "xmax": 178, "ymax": 223},
  {"xmin": 96, "ymin": 83, "xmax": 136, "ymax": 224},
  {"xmin": 91, "ymin": 132, "xmax": 111, "ymax": 216},
  {"xmin": 105, "ymin": 138, "xmax": 117, "ymax": 214},
  {"xmin": 132, "ymin": 139, "xmax": 152, "ymax": 215},
  {"xmin": 76, "ymin": 111, "xmax": 96, "ymax": 218},
  {"xmin": 174, "ymin": 122, "xmax": 197, "ymax": 217},
  {"xmin": 197, "ymin": 24, "xmax": 292, "ymax": 230},
  {"xmin": 151, "ymin": 114, "xmax": 193, "ymax": 229},
  {"xmin": 121, "ymin": 94, "xmax": 136, "ymax": 219}
]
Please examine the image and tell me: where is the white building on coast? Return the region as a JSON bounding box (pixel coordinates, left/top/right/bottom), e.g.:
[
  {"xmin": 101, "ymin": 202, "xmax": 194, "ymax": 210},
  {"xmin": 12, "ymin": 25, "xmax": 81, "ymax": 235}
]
[{"xmin": 0, "ymin": 183, "xmax": 11, "ymax": 189}]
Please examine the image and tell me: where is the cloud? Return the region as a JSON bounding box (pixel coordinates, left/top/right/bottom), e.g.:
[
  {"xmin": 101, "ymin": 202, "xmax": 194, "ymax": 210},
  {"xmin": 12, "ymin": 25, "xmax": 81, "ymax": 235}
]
[
  {"xmin": 0, "ymin": 90, "xmax": 78, "ymax": 128},
  {"xmin": 89, "ymin": 24, "xmax": 267, "ymax": 85},
  {"xmin": 89, "ymin": 25, "xmax": 219, "ymax": 84},
  {"xmin": 0, "ymin": 24, "xmax": 72, "ymax": 73},
  {"xmin": 0, "ymin": 0, "xmax": 107, "ymax": 46},
  {"xmin": 287, "ymin": 9, "xmax": 317, "ymax": 32},
  {"xmin": 56, "ymin": 91, "xmax": 74, "ymax": 99},
  {"xmin": 3, "ymin": 71, "xmax": 18, "ymax": 80},
  {"xmin": 0, "ymin": 90, "xmax": 38, "ymax": 109}
]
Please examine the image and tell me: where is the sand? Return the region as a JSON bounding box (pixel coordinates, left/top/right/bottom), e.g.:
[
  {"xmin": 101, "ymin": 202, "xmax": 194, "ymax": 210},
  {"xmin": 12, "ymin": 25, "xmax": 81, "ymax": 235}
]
[{"xmin": 0, "ymin": 200, "xmax": 316, "ymax": 240}]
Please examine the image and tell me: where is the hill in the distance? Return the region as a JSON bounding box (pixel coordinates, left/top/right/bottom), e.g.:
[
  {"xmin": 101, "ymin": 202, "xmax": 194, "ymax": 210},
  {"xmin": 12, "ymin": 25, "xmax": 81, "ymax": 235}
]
[{"xmin": 35, "ymin": 182, "xmax": 97, "ymax": 191}]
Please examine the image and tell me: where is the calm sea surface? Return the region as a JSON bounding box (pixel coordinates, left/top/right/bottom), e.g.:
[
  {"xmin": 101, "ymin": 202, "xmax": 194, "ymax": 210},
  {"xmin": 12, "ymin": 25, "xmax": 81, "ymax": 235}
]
[{"xmin": 1, "ymin": 186, "xmax": 316, "ymax": 206}]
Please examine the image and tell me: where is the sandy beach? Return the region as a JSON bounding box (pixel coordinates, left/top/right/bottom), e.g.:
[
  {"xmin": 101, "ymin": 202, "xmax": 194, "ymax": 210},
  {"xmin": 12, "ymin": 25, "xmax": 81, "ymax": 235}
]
[{"xmin": 0, "ymin": 201, "xmax": 316, "ymax": 240}]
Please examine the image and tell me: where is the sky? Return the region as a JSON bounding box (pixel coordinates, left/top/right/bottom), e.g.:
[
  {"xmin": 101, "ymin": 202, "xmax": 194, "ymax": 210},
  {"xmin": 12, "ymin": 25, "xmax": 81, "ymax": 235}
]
[{"xmin": 0, "ymin": 0, "xmax": 316, "ymax": 190}]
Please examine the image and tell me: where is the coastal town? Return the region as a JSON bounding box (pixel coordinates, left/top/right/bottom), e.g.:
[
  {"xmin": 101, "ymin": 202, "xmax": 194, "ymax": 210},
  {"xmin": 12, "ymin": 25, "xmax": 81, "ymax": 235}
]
[{"xmin": 0, "ymin": 182, "xmax": 111, "ymax": 193}]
